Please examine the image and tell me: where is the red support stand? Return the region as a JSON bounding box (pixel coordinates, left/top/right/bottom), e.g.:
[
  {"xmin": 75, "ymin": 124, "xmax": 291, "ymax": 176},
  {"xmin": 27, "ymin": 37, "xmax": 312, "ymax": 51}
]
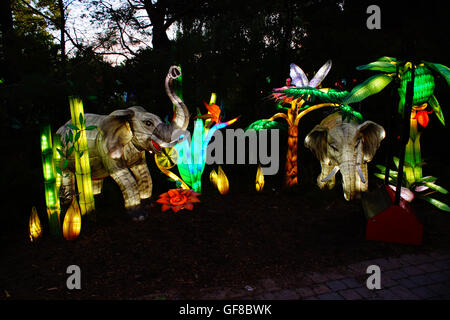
[{"xmin": 364, "ymin": 186, "xmax": 423, "ymax": 245}]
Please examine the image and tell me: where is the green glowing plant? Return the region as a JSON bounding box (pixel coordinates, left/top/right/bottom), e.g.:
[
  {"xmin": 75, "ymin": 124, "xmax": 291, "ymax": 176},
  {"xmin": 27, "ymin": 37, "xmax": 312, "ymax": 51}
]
[
  {"xmin": 375, "ymin": 157, "xmax": 450, "ymax": 212},
  {"xmin": 248, "ymin": 61, "xmax": 362, "ymax": 187},
  {"xmin": 40, "ymin": 125, "xmax": 61, "ymax": 236},
  {"xmin": 175, "ymin": 94, "xmax": 238, "ymax": 193},
  {"xmin": 56, "ymin": 97, "xmax": 97, "ymax": 217},
  {"xmin": 346, "ymin": 57, "xmax": 450, "ymax": 189}
]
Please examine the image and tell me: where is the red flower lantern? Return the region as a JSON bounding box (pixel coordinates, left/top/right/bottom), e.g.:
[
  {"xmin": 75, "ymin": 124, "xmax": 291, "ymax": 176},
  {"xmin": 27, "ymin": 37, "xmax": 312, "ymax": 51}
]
[
  {"xmin": 414, "ymin": 110, "xmax": 432, "ymax": 128},
  {"xmin": 156, "ymin": 189, "xmax": 201, "ymax": 213}
]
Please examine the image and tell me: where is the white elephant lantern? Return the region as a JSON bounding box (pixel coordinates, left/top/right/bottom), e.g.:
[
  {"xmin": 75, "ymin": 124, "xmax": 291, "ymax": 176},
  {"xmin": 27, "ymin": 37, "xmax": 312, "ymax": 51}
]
[
  {"xmin": 305, "ymin": 112, "xmax": 385, "ymax": 201},
  {"xmin": 56, "ymin": 66, "xmax": 189, "ymax": 220}
]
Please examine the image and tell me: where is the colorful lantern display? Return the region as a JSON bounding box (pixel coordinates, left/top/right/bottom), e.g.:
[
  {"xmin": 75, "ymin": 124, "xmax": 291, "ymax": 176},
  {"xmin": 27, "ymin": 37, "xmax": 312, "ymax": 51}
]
[
  {"xmin": 29, "ymin": 207, "xmax": 42, "ymax": 242},
  {"xmin": 154, "ymin": 147, "xmax": 190, "ymax": 190},
  {"xmin": 55, "ymin": 67, "xmax": 189, "ymax": 221},
  {"xmin": 347, "ymin": 57, "xmax": 450, "ymax": 211},
  {"xmin": 40, "ymin": 125, "xmax": 61, "ymax": 236},
  {"xmin": 210, "ymin": 166, "xmax": 229, "ymax": 195},
  {"xmin": 255, "ymin": 164, "xmax": 265, "ymax": 192},
  {"xmin": 69, "ymin": 96, "xmax": 95, "ymax": 217},
  {"xmin": 175, "ymin": 93, "xmax": 238, "ymax": 193},
  {"xmin": 248, "ymin": 61, "xmax": 359, "ymax": 187},
  {"xmin": 156, "ymin": 189, "xmax": 201, "ymax": 213},
  {"xmin": 374, "ymin": 158, "xmax": 449, "ymax": 212},
  {"xmin": 62, "ymin": 198, "xmax": 82, "ymax": 241}
]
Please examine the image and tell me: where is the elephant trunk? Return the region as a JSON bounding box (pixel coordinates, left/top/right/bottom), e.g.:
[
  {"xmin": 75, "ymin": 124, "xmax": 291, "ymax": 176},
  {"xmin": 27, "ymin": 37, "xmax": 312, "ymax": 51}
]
[
  {"xmin": 340, "ymin": 160, "xmax": 369, "ymax": 201},
  {"xmin": 340, "ymin": 161, "xmax": 357, "ymax": 201},
  {"xmin": 153, "ymin": 122, "xmax": 186, "ymax": 148},
  {"xmin": 165, "ymin": 66, "xmax": 190, "ymax": 131}
]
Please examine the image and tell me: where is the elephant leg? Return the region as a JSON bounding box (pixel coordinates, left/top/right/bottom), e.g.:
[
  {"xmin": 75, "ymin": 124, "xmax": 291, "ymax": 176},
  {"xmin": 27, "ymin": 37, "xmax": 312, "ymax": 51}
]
[
  {"xmin": 130, "ymin": 163, "xmax": 153, "ymax": 200},
  {"xmin": 110, "ymin": 168, "xmax": 147, "ymax": 220},
  {"xmin": 92, "ymin": 179, "xmax": 103, "ymax": 195},
  {"xmin": 317, "ymin": 162, "xmax": 336, "ymax": 190},
  {"xmin": 60, "ymin": 170, "xmax": 75, "ymax": 205}
]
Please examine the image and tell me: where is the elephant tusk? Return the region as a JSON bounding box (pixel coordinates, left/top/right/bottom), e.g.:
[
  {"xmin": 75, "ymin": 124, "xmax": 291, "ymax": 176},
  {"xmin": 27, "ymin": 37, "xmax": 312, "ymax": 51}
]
[
  {"xmin": 321, "ymin": 166, "xmax": 340, "ymax": 182},
  {"xmin": 357, "ymin": 164, "xmax": 366, "ymax": 184}
]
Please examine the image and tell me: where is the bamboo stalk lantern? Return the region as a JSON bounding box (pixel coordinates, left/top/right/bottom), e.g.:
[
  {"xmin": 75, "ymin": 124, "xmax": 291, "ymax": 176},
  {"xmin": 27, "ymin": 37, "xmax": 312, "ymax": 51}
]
[
  {"xmin": 69, "ymin": 96, "xmax": 95, "ymax": 216},
  {"xmin": 52, "ymin": 133, "xmax": 62, "ymax": 190},
  {"xmin": 62, "ymin": 198, "xmax": 82, "ymax": 241},
  {"xmin": 40, "ymin": 125, "xmax": 61, "ymax": 236},
  {"xmin": 29, "ymin": 206, "xmax": 42, "ymax": 242}
]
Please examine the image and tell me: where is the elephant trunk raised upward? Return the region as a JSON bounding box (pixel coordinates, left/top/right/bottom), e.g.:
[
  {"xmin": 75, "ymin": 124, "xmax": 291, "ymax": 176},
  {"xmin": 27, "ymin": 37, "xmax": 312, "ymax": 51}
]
[
  {"xmin": 305, "ymin": 112, "xmax": 385, "ymax": 201},
  {"xmin": 56, "ymin": 66, "xmax": 189, "ymax": 220},
  {"xmin": 165, "ymin": 65, "xmax": 189, "ymax": 131}
]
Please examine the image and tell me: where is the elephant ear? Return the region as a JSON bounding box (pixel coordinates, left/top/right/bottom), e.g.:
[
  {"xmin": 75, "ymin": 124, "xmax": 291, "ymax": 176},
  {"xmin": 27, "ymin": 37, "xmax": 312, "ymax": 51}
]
[
  {"xmin": 100, "ymin": 109, "xmax": 135, "ymax": 159},
  {"xmin": 305, "ymin": 125, "xmax": 329, "ymax": 162},
  {"xmin": 357, "ymin": 121, "xmax": 386, "ymax": 163}
]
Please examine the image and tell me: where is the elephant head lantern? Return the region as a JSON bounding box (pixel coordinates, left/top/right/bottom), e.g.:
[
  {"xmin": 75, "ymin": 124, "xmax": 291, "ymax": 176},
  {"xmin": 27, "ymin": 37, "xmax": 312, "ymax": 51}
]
[
  {"xmin": 56, "ymin": 66, "xmax": 189, "ymax": 220},
  {"xmin": 305, "ymin": 112, "xmax": 385, "ymax": 201}
]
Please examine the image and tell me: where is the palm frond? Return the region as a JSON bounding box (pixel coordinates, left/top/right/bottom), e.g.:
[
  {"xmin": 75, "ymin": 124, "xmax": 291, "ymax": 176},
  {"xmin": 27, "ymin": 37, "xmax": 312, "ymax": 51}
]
[
  {"xmin": 343, "ymin": 74, "xmax": 394, "ymax": 104},
  {"xmin": 246, "ymin": 119, "xmax": 286, "ymax": 131},
  {"xmin": 377, "ymin": 56, "xmax": 398, "ymax": 63},
  {"xmin": 420, "ymin": 196, "xmax": 450, "ymax": 212},
  {"xmin": 356, "ymin": 61, "xmax": 397, "ymax": 73},
  {"xmin": 423, "ymin": 61, "xmax": 450, "ymax": 87},
  {"xmin": 429, "ymin": 94, "xmax": 445, "ymax": 126},
  {"xmin": 424, "ymin": 182, "xmax": 449, "ymax": 194},
  {"xmin": 273, "ymin": 87, "xmax": 349, "ymax": 104}
]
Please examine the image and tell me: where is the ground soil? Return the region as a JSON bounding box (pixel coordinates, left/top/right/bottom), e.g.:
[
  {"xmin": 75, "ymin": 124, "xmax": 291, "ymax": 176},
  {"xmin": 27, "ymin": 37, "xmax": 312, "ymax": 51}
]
[{"xmin": 2, "ymin": 168, "xmax": 450, "ymax": 300}]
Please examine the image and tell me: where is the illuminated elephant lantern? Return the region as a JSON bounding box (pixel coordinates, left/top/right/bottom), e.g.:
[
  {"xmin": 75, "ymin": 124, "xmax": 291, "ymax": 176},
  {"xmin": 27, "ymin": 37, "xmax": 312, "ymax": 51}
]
[
  {"xmin": 57, "ymin": 66, "xmax": 189, "ymax": 220},
  {"xmin": 304, "ymin": 112, "xmax": 385, "ymax": 201}
]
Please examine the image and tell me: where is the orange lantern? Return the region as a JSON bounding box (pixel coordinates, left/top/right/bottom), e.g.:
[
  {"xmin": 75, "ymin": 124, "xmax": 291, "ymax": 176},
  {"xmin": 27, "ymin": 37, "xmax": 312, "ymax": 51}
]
[
  {"xmin": 29, "ymin": 207, "xmax": 42, "ymax": 242},
  {"xmin": 210, "ymin": 166, "xmax": 229, "ymax": 195},
  {"xmin": 62, "ymin": 198, "xmax": 82, "ymax": 241},
  {"xmin": 256, "ymin": 164, "xmax": 265, "ymax": 192}
]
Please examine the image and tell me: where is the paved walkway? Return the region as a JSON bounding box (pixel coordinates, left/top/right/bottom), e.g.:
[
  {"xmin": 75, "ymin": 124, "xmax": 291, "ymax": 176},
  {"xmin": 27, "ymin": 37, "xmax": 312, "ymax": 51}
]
[{"xmin": 139, "ymin": 250, "xmax": 450, "ymax": 300}]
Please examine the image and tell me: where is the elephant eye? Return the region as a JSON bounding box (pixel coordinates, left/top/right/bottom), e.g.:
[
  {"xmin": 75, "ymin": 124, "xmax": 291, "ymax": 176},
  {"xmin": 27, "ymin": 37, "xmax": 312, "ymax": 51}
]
[
  {"xmin": 144, "ymin": 120, "xmax": 153, "ymax": 127},
  {"xmin": 329, "ymin": 143, "xmax": 338, "ymax": 152}
]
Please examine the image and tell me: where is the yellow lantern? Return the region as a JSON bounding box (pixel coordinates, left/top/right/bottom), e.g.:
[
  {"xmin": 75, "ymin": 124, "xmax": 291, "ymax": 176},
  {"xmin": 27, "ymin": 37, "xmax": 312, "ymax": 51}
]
[
  {"xmin": 62, "ymin": 198, "xmax": 82, "ymax": 241},
  {"xmin": 29, "ymin": 207, "xmax": 42, "ymax": 242},
  {"xmin": 210, "ymin": 166, "xmax": 229, "ymax": 195},
  {"xmin": 256, "ymin": 164, "xmax": 265, "ymax": 192}
]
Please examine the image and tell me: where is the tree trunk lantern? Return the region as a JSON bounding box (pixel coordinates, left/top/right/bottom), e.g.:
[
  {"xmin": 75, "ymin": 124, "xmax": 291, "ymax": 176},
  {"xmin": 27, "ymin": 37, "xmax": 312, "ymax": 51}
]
[
  {"xmin": 29, "ymin": 207, "xmax": 42, "ymax": 242},
  {"xmin": 40, "ymin": 125, "xmax": 61, "ymax": 236},
  {"xmin": 210, "ymin": 166, "xmax": 229, "ymax": 195},
  {"xmin": 63, "ymin": 198, "xmax": 82, "ymax": 241}
]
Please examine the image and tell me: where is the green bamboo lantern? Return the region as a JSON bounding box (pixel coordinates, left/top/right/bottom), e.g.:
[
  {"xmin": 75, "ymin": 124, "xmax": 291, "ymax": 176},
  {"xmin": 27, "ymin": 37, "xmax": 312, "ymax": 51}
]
[
  {"xmin": 52, "ymin": 133, "xmax": 62, "ymax": 190},
  {"xmin": 69, "ymin": 96, "xmax": 95, "ymax": 216},
  {"xmin": 40, "ymin": 125, "xmax": 61, "ymax": 236}
]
